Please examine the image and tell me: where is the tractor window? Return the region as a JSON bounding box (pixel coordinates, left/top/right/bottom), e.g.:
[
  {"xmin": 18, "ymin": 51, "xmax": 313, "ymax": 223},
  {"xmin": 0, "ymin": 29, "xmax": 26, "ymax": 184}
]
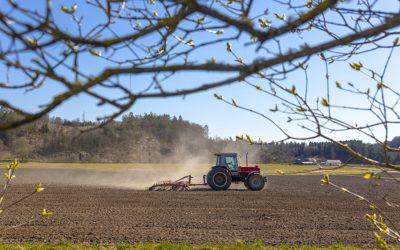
[
  {"xmin": 224, "ymin": 156, "xmax": 237, "ymax": 171},
  {"xmin": 216, "ymin": 155, "xmax": 238, "ymax": 171}
]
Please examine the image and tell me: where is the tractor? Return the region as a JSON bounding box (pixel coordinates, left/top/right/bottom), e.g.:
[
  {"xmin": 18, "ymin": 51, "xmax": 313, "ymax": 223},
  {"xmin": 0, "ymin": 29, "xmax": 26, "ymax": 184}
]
[
  {"xmin": 206, "ymin": 153, "xmax": 266, "ymax": 191},
  {"xmin": 149, "ymin": 153, "xmax": 267, "ymax": 191}
]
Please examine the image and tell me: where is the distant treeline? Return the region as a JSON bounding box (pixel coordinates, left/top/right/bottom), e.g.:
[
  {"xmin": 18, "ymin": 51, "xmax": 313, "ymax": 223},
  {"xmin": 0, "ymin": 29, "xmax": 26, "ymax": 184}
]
[{"xmin": 0, "ymin": 107, "xmax": 398, "ymax": 164}]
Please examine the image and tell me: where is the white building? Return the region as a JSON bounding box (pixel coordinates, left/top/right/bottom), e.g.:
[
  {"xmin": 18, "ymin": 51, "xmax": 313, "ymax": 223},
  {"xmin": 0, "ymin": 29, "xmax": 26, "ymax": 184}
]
[{"xmin": 325, "ymin": 160, "xmax": 342, "ymax": 166}]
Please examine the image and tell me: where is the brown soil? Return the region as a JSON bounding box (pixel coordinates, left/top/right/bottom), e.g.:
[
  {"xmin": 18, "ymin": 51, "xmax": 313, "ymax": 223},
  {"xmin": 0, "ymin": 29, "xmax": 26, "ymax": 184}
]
[{"xmin": 0, "ymin": 169, "xmax": 399, "ymax": 247}]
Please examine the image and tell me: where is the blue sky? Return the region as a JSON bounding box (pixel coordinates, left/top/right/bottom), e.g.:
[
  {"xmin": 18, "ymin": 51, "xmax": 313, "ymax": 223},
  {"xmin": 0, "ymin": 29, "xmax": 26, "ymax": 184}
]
[{"xmin": 1, "ymin": 0, "xmax": 399, "ymax": 143}]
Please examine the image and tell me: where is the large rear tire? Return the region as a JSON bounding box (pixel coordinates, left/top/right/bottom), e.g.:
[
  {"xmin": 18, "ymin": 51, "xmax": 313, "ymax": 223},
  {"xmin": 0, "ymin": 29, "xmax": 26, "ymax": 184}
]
[
  {"xmin": 246, "ymin": 174, "xmax": 265, "ymax": 191},
  {"xmin": 207, "ymin": 168, "xmax": 232, "ymax": 191}
]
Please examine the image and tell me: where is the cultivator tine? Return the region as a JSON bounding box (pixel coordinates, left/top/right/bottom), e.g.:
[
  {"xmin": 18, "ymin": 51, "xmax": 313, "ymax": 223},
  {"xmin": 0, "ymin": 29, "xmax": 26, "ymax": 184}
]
[
  {"xmin": 148, "ymin": 181, "xmax": 190, "ymax": 191},
  {"xmin": 148, "ymin": 181, "xmax": 173, "ymax": 191}
]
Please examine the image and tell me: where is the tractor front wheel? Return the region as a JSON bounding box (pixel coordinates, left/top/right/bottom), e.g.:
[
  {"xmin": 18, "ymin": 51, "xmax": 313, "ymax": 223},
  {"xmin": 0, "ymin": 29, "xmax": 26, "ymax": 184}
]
[
  {"xmin": 246, "ymin": 174, "xmax": 265, "ymax": 191},
  {"xmin": 207, "ymin": 168, "xmax": 232, "ymax": 191}
]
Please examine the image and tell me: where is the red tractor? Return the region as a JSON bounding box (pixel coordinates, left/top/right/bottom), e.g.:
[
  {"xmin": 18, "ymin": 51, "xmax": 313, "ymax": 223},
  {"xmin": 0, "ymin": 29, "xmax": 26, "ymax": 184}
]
[
  {"xmin": 149, "ymin": 153, "xmax": 267, "ymax": 191},
  {"xmin": 206, "ymin": 153, "xmax": 266, "ymax": 191}
]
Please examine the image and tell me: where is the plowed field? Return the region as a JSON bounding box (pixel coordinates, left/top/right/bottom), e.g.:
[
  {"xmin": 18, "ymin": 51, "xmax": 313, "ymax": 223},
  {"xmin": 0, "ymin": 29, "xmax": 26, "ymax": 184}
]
[{"xmin": 0, "ymin": 169, "xmax": 399, "ymax": 247}]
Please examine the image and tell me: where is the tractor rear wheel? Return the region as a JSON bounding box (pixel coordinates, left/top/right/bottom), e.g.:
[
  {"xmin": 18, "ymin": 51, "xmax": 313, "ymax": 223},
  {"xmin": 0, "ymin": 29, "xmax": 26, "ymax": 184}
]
[
  {"xmin": 246, "ymin": 174, "xmax": 265, "ymax": 191},
  {"xmin": 207, "ymin": 168, "xmax": 231, "ymax": 191}
]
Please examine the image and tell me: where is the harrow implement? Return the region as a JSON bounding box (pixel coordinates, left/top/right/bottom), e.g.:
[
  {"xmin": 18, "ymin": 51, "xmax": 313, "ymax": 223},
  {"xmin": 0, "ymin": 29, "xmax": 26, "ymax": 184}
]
[{"xmin": 148, "ymin": 175, "xmax": 205, "ymax": 191}]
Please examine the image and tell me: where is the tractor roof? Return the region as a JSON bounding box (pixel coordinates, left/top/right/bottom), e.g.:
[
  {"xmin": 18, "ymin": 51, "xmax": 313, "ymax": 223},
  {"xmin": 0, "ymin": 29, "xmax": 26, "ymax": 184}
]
[{"xmin": 215, "ymin": 153, "xmax": 237, "ymax": 156}]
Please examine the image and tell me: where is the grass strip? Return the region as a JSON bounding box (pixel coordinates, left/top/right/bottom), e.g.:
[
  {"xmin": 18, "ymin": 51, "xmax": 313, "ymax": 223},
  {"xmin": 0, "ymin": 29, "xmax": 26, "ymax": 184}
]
[{"xmin": 0, "ymin": 242, "xmax": 380, "ymax": 250}]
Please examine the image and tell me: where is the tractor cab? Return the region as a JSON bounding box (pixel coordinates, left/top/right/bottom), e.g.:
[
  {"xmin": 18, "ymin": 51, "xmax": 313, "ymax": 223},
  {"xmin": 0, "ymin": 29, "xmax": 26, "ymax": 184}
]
[{"xmin": 215, "ymin": 153, "xmax": 239, "ymax": 174}]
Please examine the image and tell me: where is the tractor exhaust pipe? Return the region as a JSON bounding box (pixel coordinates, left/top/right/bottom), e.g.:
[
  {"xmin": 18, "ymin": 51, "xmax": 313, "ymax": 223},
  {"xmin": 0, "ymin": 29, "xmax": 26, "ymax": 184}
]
[{"xmin": 246, "ymin": 152, "xmax": 248, "ymax": 166}]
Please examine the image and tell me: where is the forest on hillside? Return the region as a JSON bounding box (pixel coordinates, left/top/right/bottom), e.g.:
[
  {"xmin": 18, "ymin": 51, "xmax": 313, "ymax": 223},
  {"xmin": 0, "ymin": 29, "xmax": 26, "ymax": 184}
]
[{"xmin": 0, "ymin": 107, "xmax": 398, "ymax": 164}]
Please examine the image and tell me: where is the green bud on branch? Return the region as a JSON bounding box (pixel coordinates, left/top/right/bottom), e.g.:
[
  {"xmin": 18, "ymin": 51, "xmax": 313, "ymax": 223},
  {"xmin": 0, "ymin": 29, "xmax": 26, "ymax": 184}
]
[
  {"xmin": 36, "ymin": 183, "xmax": 44, "ymax": 193},
  {"xmin": 41, "ymin": 208, "xmax": 53, "ymax": 218},
  {"xmin": 320, "ymin": 98, "xmax": 330, "ymax": 107},
  {"xmin": 89, "ymin": 50, "xmax": 102, "ymax": 57},
  {"xmin": 321, "ymin": 175, "xmax": 330, "ymax": 186},
  {"xmin": 61, "ymin": 4, "xmax": 77, "ymax": 14},
  {"xmin": 213, "ymin": 93, "xmax": 223, "ymax": 100}
]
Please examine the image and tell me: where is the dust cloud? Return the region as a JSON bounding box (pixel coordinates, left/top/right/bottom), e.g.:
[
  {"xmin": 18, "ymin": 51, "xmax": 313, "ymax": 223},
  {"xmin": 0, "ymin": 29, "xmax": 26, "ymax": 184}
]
[{"xmin": 13, "ymin": 157, "xmax": 211, "ymax": 190}]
